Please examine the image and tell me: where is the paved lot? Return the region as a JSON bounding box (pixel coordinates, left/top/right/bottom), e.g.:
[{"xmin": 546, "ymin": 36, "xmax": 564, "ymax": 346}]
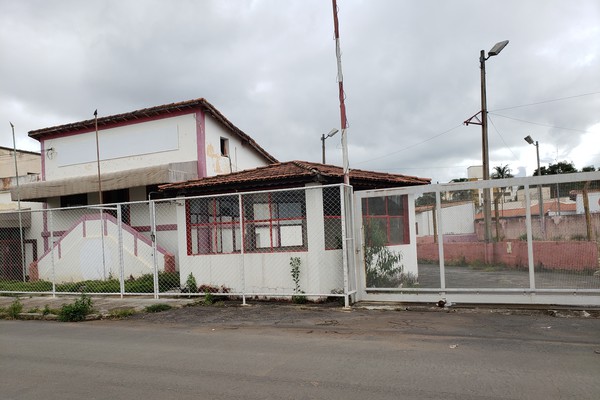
[{"xmin": 418, "ymin": 263, "xmax": 600, "ymax": 289}]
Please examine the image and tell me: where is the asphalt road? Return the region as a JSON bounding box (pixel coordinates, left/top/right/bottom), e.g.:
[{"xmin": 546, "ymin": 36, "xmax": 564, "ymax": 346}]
[{"xmin": 1, "ymin": 307, "xmax": 599, "ymax": 400}]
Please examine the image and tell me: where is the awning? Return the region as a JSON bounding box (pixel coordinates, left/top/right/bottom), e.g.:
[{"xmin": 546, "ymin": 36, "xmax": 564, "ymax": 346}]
[
  {"xmin": 0, "ymin": 210, "xmax": 32, "ymax": 228},
  {"xmin": 11, "ymin": 162, "xmax": 198, "ymax": 201}
]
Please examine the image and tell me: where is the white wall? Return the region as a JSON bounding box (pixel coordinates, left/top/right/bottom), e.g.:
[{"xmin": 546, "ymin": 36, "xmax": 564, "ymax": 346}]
[
  {"xmin": 204, "ymin": 115, "xmax": 270, "ymax": 175},
  {"xmin": 576, "ymin": 192, "xmax": 600, "ymax": 214},
  {"xmin": 176, "ymin": 186, "xmax": 345, "ymax": 295},
  {"xmin": 416, "ymin": 202, "xmax": 476, "ymax": 237},
  {"xmin": 43, "ymin": 114, "xmax": 198, "ymax": 180}
]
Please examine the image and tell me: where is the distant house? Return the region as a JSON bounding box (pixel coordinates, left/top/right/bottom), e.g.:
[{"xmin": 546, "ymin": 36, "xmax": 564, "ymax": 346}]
[
  {"xmin": 569, "ymin": 189, "xmax": 600, "ymax": 214},
  {"xmin": 159, "ymin": 161, "xmax": 430, "ymax": 295},
  {"xmin": 0, "ymin": 146, "xmax": 41, "ymax": 210},
  {"xmin": 0, "ymin": 147, "xmax": 42, "ymax": 280}
]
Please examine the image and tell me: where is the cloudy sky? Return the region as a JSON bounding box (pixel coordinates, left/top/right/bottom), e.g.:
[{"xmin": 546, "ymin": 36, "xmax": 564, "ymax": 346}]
[{"xmin": 1, "ymin": 0, "xmax": 599, "ymax": 183}]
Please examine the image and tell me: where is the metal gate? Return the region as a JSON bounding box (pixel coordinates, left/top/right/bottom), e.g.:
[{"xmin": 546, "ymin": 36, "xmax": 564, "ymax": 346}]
[{"xmin": 353, "ymin": 172, "xmax": 600, "ymax": 306}]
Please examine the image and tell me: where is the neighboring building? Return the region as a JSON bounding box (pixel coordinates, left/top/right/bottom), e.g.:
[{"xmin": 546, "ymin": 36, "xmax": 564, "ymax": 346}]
[
  {"xmin": 159, "ymin": 161, "xmax": 430, "ymax": 295},
  {"xmin": 0, "ymin": 146, "xmax": 41, "ymax": 210},
  {"xmin": 415, "ymin": 201, "xmax": 476, "ymax": 238},
  {"xmin": 570, "ymin": 189, "xmax": 600, "ymax": 214},
  {"xmin": 0, "ymin": 147, "xmax": 42, "ymax": 280},
  {"xmin": 7, "ymin": 98, "xmax": 278, "ymax": 281}
]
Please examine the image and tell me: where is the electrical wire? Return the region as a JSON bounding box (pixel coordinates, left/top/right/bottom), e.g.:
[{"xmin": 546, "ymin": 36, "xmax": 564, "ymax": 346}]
[
  {"xmin": 487, "ymin": 115, "xmax": 519, "ymax": 161},
  {"xmin": 490, "ymin": 91, "xmax": 600, "ymax": 112},
  {"xmin": 488, "ymin": 113, "xmax": 591, "ymax": 133},
  {"xmin": 353, "ymin": 123, "xmax": 463, "ymax": 166}
]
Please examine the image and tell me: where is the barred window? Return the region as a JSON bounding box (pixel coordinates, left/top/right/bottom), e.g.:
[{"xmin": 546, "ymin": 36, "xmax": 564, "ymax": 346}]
[
  {"xmin": 243, "ymin": 191, "xmax": 307, "ymax": 252},
  {"xmin": 187, "ymin": 196, "xmax": 241, "ymax": 255},
  {"xmin": 362, "ymin": 195, "xmax": 409, "ymax": 245}
]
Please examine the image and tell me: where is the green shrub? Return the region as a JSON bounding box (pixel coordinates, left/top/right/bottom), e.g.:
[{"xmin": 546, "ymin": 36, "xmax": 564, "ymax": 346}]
[
  {"xmin": 7, "ymin": 298, "xmax": 23, "ymax": 319},
  {"xmin": 145, "ymin": 303, "xmax": 172, "ymax": 313},
  {"xmin": 203, "ymin": 292, "xmax": 215, "ymax": 305},
  {"xmin": 58, "ymin": 294, "xmax": 94, "ymax": 322},
  {"xmin": 186, "ymin": 273, "xmax": 198, "ymax": 294}
]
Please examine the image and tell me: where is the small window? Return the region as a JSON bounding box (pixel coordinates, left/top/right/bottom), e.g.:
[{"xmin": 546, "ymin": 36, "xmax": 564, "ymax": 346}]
[
  {"xmin": 61, "ymin": 193, "xmax": 88, "ymax": 207},
  {"xmin": 220, "ymin": 137, "xmax": 229, "ymax": 157}
]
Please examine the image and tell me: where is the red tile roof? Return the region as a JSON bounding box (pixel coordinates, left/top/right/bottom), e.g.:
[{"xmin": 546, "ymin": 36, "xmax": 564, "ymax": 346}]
[
  {"xmin": 28, "ymin": 98, "xmax": 277, "ymax": 163},
  {"xmin": 159, "ymin": 160, "xmax": 431, "ymax": 194}
]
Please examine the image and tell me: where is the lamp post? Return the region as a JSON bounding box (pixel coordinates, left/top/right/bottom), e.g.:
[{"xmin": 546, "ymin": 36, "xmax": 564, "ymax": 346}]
[
  {"xmin": 479, "ymin": 40, "xmax": 509, "ymax": 243},
  {"xmin": 524, "ymin": 135, "xmax": 545, "ymax": 237},
  {"xmin": 321, "ymin": 128, "xmax": 339, "ymax": 164}
]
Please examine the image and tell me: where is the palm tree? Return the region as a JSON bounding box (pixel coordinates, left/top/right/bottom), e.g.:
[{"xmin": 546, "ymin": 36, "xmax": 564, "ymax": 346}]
[{"xmin": 491, "ymin": 165, "xmax": 513, "ymax": 241}]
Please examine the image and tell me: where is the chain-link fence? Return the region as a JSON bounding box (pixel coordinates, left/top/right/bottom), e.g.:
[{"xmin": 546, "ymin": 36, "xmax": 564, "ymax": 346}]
[
  {"xmin": 0, "ymin": 185, "xmax": 352, "ymax": 303},
  {"xmin": 359, "ymin": 171, "xmax": 600, "ymax": 306},
  {"xmin": 177, "ymin": 185, "xmax": 350, "ymax": 303}
]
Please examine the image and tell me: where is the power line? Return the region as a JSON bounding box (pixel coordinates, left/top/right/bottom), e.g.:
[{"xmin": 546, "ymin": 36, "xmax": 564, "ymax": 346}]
[
  {"xmin": 487, "ymin": 115, "xmax": 519, "ymax": 161},
  {"xmin": 488, "ymin": 113, "xmax": 591, "ymax": 133},
  {"xmin": 491, "ymin": 91, "xmax": 600, "ymax": 112},
  {"xmin": 353, "ymin": 123, "xmax": 463, "ymax": 166}
]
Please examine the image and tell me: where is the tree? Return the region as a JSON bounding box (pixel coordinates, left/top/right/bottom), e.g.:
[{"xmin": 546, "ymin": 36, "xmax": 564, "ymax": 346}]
[
  {"xmin": 448, "ymin": 178, "xmax": 474, "ymax": 203},
  {"xmin": 491, "ymin": 165, "xmax": 514, "ymax": 241},
  {"xmin": 533, "ymin": 161, "xmax": 578, "ymax": 199},
  {"xmin": 415, "ymin": 192, "xmax": 436, "ymax": 207}
]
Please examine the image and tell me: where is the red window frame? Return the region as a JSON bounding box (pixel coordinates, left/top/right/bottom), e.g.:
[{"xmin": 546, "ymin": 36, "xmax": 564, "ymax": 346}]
[{"xmin": 362, "ymin": 195, "xmax": 410, "ymax": 245}]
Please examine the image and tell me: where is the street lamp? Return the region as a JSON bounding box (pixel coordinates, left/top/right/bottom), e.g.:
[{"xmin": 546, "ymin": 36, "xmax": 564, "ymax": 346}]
[
  {"xmin": 321, "ymin": 128, "xmax": 338, "ymax": 164},
  {"xmin": 524, "ymin": 135, "xmax": 545, "ymax": 236},
  {"xmin": 469, "ymin": 39, "xmax": 509, "ymax": 243}
]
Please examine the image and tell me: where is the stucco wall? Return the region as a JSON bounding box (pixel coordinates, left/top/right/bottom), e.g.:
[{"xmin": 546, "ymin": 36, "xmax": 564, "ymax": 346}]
[
  {"xmin": 176, "ymin": 186, "xmax": 346, "ymax": 295},
  {"xmin": 42, "ymin": 114, "xmax": 198, "ymax": 180}
]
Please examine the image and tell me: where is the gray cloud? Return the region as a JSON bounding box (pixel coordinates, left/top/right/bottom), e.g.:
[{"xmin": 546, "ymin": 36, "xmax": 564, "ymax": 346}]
[{"xmin": 1, "ymin": 0, "xmax": 599, "ymax": 183}]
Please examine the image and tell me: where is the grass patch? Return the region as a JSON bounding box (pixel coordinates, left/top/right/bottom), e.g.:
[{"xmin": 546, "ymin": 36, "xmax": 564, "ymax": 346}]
[
  {"xmin": 145, "ymin": 303, "xmax": 172, "ymax": 313},
  {"xmin": 58, "ymin": 294, "xmax": 94, "ymax": 322},
  {"xmin": 108, "ymin": 308, "xmax": 136, "ymax": 319},
  {"xmin": 0, "ymin": 280, "xmax": 53, "ymax": 292},
  {"xmin": 0, "ymin": 271, "xmax": 181, "ymax": 294}
]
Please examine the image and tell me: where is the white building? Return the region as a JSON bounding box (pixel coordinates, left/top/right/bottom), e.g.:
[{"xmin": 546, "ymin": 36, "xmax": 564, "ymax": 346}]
[{"xmin": 8, "ymin": 98, "xmax": 277, "ymax": 282}]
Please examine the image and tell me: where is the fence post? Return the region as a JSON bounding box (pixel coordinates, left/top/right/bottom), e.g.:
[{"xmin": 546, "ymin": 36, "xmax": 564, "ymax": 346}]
[
  {"xmin": 435, "ymin": 190, "xmax": 446, "ymax": 292},
  {"xmin": 150, "ymin": 200, "xmax": 159, "ymax": 299},
  {"xmin": 340, "ymin": 185, "xmax": 350, "ymax": 307},
  {"xmin": 237, "ymin": 194, "xmax": 247, "ymax": 305},
  {"xmin": 524, "ymin": 184, "xmax": 536, "ymax": 291},
  {"xmin": 117, "ymin": 204, "xmax": 125, "ymax": 298},
  {"xmin": 49, "ymin": 209, "xmax": 56, "ymax": 298}
]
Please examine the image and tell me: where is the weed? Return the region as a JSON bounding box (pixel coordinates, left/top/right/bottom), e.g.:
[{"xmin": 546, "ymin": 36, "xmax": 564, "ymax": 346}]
[
  {"xmin": 204, "ymin": 292, "xmax": 215, "ymax": 305},
  {"xmin": 42, "ymin": 304, "xmax": 58, "ymax": 316},
  {"xmin": 109, "ymin": 308, "xmax": 136, "ymax": 319},
  {"xmin": 185, "ymin": 273, "xmax": 198, "ymax": 297},
  {"xmin": 26, "ymin": 307, "xmax": 41, "ymax": 314},
  {"xmin": 58, "ymin": 294, "xmax": 94, "ymax": 322},
  {"xmin": 145, "ymin": 303, "xmax": 172, "ymax": 313},
  {"xmin": 7, "ymin": 298, "xmax": 23, "ymax": 319},
  {"xmin": 290, "ymin": 257, "xmax": 307, "ymax": 304}
]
